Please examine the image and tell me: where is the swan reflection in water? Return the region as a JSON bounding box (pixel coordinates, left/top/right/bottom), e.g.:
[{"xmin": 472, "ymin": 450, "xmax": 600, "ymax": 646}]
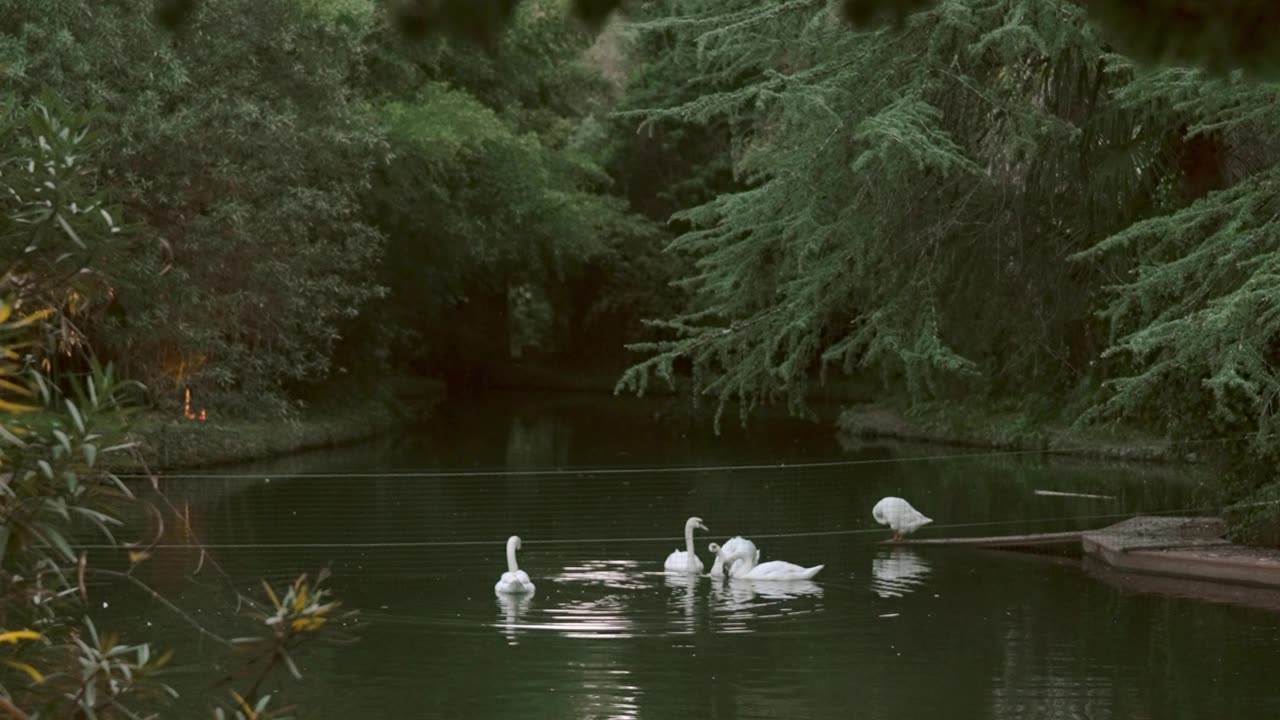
[
  {"xmin": 870, "ymin": 548, "xmax": 931, "ymax": 598},
  {"xmin": 709, "ymin": 577, "xmax": 824, "ymax": 633},
  {"xmin": 714, "ymin": 578, "xmax": 823, "ymax": 605},
  {"xmin": 494, "ymin": 592, "xmax": 534, "ymax": 646},
  {"xmin": 663, "ymin": 571, "xmax": 700, "ymax": 633}
]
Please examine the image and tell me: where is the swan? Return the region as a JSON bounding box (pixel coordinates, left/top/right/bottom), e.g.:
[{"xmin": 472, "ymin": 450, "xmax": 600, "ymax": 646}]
[
  {"xmin": 664, "ymin": 517, "xmax": 708, "ymax": 573},
  {"xmin": 724, "ymin": 547, "xmax": 823, "ymax": 581},
  {"xmin": 872, "ymin": 496, "xmax": 932, "ymax": 541},
  {"xmin": 708, "ymin": 536, "xmax": 758, "ymax": 577},
  {"xmin": 494, "ymin": 535, "xmax": 536, "ymax": 595}
]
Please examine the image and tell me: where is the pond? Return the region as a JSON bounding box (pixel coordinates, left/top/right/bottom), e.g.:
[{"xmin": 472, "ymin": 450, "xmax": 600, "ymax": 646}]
[{"xmin": 110, "ymin": 393, "xmax": 1280, "ymax": 718}]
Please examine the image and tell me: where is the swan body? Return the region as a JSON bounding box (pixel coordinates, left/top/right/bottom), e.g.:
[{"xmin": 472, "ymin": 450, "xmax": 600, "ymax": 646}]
[
  {"xmin": 494, "ymin": 535, "xmax": 535, "ymax": 595},
  {"xmin": 664, "ymin": 517, "xmax": 708, "ymax": 573},
  {"xmin": 725, "ymin": 548, "xmax": 823, "ymax": 581},
  {"xmin": 708, "ymin": 536, "xmax": 758, "ymax": 577},
  {"xmin": 872, "ymin": 496, "xmax": 932, "ymax": 541}
]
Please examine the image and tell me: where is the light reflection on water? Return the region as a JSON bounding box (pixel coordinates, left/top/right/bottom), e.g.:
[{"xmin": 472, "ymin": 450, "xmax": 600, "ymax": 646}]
[
  {"xmin": 870, "ymin": 548, "xmax": 932, "ymax": 598},
  {"xmin": 493, "ymin": 565, "xmax": 829, "ymax": 642}
]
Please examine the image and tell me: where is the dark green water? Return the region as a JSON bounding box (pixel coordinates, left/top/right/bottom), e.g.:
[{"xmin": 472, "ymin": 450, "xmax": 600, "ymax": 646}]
[{"xmin": 112, "ymin": 394, "xmax": 1280, "ymax": 718}]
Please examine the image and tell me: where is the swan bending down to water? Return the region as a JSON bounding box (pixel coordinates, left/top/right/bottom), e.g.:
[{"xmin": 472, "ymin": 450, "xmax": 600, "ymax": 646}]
[
  {"xmin": 722, "ymin": 546, "xmax": 823, "ymax": 581},
  {"xmin": 709, "ymin": 536, "xmax": 758, "ymax": 577},
  {"xmin": 495, "ymin": 535, "xmax": 536, "ymax": 595},
  {"xmin": 664, "ymin": 517, "xmax": 708, "ymax": 573},
  {"xmin": 872, "ymin": 497, "xmax": 933, "ymax": 542}
]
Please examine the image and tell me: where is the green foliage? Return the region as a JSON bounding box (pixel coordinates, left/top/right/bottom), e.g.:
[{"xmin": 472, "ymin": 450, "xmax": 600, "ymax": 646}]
[
  {"xmin": 616, "ymin": 0, "xmax": 1280, "ymax": 537},
  {"xmin": 616, "ymin": 0, "xmax": 1166, "ymax": 426},
  {"xmin": 0, "ymin": 97, "xmax": 125, "ymax": 372},
  {"xmin": 364, "ymin": 3, "xmax": 663, "ymax": 378},
  {"xmin": 0, "ymin": 98, "xmax": 361, "ymax": 718},
  {"xmin": 1069, "ymin": 61, "xmax": 1280, "ymax": 526},
  {"xmin": 838, "ymin": 0, "xmax": 1280, "ymax": 78},
  {"xmin": 2, "ymin": 0, "xmax": 386, "ymax": 416}
]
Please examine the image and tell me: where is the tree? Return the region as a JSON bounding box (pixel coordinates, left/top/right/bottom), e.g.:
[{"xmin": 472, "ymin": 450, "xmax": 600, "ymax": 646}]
[
  {"xmin": 0, "ymin": 99, "xmax": 360, "ymax": 719},
  {"xmin": 363, "ymin": 0, "xmax": 661, "ymax": 384},
  {"xmin": 2, "ymin": 0, "xmax": 386, "ymax": 416},
  {"xmin": 615, "ymin": 0, "xmax": 1167, "ymax": 426}
]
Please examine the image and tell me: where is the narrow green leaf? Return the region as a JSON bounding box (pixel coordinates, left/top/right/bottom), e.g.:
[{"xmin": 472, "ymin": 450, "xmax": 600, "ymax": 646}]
[
  {"xmin": 45, "ymin": 526, "xmax": 75, "ymax": 561},
  {"xmin": 65, "ymin": 399, "xmax": 85, "ymax": 434},
  {"xmin": 54, "ymin": 213, "xmax": 87, "ymax": 249}
]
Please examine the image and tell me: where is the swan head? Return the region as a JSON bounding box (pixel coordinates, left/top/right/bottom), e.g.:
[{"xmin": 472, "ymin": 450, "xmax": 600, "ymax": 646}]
[
  {"xmin": 507, "ymin": 535, "xmax": 522, "ymax": 551},
  {"xmin": 708, "ymin": 542, "xmax": 722, "ymax": 555},
  {"xmin": 686, "ymin": 517, "xmax": 708, "ymax": 532}
]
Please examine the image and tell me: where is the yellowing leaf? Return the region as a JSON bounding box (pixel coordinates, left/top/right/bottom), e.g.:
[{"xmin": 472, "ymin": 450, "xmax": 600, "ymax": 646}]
[
  {"xmin": 0, "ymin": 629, "xmax": 41, "ymax": 644},
  {"xmin": 0, "ymin": 398, "xmax": 36, "ymax": 413},
  {"xmin": 154, "ymin": 649, "xmax": 175, "ymax": 669},
  {"xmin": 291, "ymin": 585, "xmax": 308, "ymax": 613},
  {"xmin": 8, "ymin": 308, "xmax": 52, "ymax": 329},
  {"xmin": 231, "ymin": 690, "xmax": 258, "ymax": 720},
  {"xmin": 3, "ymin": 659, "xmax": 44, "ymax": 683},
  {"xmin": 0, "ymin": 378, "xmax": 34, "ymax": 396},
  {"xmin": 128, "ymin": 550, "xmax": 151, "ymax": 564},
  {"xmin": 261, "ymin": 579, "xmax": 281, "ymax": 611},
  {"xmin": 290, "ymin": 617, "xmax": 327, "ymax": 632}
]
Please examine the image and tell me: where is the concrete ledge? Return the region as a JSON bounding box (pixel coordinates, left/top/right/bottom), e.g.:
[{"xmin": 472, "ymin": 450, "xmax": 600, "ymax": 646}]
[
  {"xmin": 893, "ymin": 530, "xmax": 1083, "ymax": 548},
  {"xmin": 1082, "ymin": 516, "xmax": 1280, "ymax": 589},
  {"xmin": 1083, "ymin": 556, "xmax": 1280, "ymax": 612}
]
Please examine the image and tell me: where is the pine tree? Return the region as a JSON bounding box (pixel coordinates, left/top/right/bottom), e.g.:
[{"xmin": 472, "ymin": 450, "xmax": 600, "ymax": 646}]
[{"xmin": 616, "ymin": 0, "xmax": 1162, "ymax": 426}]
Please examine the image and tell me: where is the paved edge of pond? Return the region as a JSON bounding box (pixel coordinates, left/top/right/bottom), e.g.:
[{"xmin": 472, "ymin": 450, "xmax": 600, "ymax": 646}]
[{"xmin": 1082, "ymin": 516, "xmax": 1280, "ymax": 588}]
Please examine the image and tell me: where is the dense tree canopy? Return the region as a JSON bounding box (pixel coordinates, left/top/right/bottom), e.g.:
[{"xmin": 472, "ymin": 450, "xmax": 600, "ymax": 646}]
[
  {"xmin": 611, "ymin": 0, "xmax": 1280, "ymax": 534},
  {"xmin": 3, "ymin": 0, "xmax": 1280, "ymax": 534},
  {"xmin": 2, "ymin": 0, "xmax": 386, "ymax": 414}
]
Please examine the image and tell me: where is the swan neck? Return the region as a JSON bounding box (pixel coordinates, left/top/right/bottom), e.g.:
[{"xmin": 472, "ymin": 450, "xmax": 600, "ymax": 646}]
[
  {"xmin": 684, "ymin": 524, "xmax": 695, "ymax": 557},
  {"xmin": 506, "ymin": 538, "xmax": 519, "ymax": 573}
]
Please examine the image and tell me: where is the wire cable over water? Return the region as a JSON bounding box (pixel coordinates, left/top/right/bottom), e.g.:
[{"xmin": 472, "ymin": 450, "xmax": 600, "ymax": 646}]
[
  {"xmin": 115, "ymin": 448, "xmax": 1070, "ymax": 480},
  {"xmin": 115, "ymin": 432, "xmax": 1249, "ymax": 481},
  {"xmin": 72, "ymin": 504, "xmax": 1214, "ymax": 551}
]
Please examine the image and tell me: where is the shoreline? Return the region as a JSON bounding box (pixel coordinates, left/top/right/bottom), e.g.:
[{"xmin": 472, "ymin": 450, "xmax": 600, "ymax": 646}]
[
  {"xmin": 114, "ymin": 381, "xmax": 444, "ymax": 472},
  {"xmin": 837, "ymin": 404, "xmax": 1184, "ymax": 464}
]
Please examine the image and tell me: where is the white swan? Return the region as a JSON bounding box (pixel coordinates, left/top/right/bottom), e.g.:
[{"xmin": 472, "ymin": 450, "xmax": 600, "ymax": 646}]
[
  {"xmin": 708, "ymin": 536, "xmax": 758, "ymax": 577},
  {"xmin": 494, "ymin": 535, "xmax": 536, "ymax": 595},
  {"xmin": 724, "ymin": 547, "xmax": 823, "ymax": 581},
  {"xmin": 872, "ymin": 496, "xmax": 932, "ymax": 541},
  {"xmin": 664, "ymin": 517, "xmax": 708, "ymax": 573}
]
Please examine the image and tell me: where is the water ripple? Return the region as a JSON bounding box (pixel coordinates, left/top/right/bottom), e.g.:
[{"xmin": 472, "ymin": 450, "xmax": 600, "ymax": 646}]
[{"xmin": 870, "ymin": 548, "xmax": 932, "ymax": 598}]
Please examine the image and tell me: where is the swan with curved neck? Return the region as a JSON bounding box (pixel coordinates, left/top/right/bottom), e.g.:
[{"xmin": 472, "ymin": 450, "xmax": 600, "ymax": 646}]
[
  {"xmin": 494, "ymin": 535, "xmax": 535, "ymax": 595},
  {"xmin": 663, "ymin": 517, "xmax": 708, "ymax": 573},
  {"xmin": 708, "ymin": 536, "xmax": 758, "ymax": 577},
  {"xmin": 721, "ymin": 545, "xmax": 823, "ymax": 581},
  {"xmin": 872, "ymin": 497, "xmax": 933, "ymax": 542}
]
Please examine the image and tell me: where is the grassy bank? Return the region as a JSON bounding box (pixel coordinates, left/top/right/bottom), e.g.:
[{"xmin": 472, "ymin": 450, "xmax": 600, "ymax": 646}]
[
  {"xmin": 837, "ymin": 401, "xmax": 1186, "ymax": 463},
  {"xmin": 115, "ymin": 380, "xmax": 445, "ymax": 471}
]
